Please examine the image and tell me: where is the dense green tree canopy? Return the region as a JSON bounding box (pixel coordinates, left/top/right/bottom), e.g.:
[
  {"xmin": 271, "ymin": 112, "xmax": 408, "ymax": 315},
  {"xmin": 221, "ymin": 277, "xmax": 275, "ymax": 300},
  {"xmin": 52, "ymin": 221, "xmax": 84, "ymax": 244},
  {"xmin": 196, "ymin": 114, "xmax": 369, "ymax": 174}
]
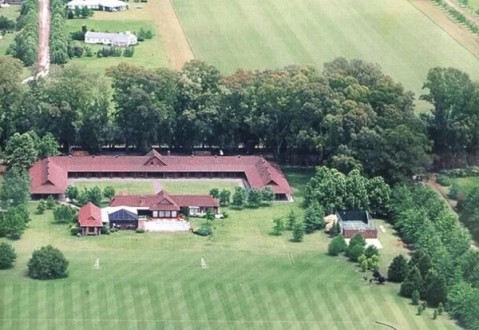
[{"xmin": 27, "ymin": 245, "xmax": 69, "ymax": 280}]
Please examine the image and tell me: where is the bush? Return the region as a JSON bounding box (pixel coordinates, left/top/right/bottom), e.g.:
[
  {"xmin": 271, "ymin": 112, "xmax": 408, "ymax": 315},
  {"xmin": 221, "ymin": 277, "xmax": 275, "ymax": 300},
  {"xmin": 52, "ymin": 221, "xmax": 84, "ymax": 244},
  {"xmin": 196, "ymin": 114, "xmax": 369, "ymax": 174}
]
[
  {"xmin": 219, "ymin": 189, "xmax": 231, "ymax": 206},
  {"xmin": 195, "ymin": 223, "xmax": 212, "ymax": 236},
  {"xmin": 364, "ymin": 245, "xmax": 379, "ymax": 258},
  {"xmin": 437, "ymin": 174, "xmax": 452, "ymax": 186},
  {"xmin": 272, "ymin": 217, "xmax": 285, "ymax": 236},
  {"xmin": 388, "ymin": 254, "xmax": 408, "ymax": 282},
  {"xmin": 348, "ymin": 244, "xmax": 365, "ymax": 262},
  {"xmin": 36, "ymin": 200, "xmax": 46, "ymax": 214},
  {"xmin": 27, "ymin": 245, "xmax": 69, "ymax": 280},
  {"xmin": 291, "ymin": 221, "xmax": 305, "ymax": 242},
  {"xmin": 0, "ymin": 243, "xmax": 16, "ymax": 269},
  {"xmin": 46, "ymin": 195, "xmax": 56, "ymax": 209},
  {"xmin": 209, "ymin": 188, "xmax": 219, "ymax": 199},
  {"xmin": 328, "ymin": 235, "xmax": 347, "ymax": 256},
  {"xmin": 101, "ymin": 225, "xmax": 110, "ymax": 235},
  {"xmin": 448, "ymin": 184, "xmax": 460, "ymax": 200},
  {"xmin": 53, "ymin": 205, "xmax": 76, "ymax": 224},
  {"xmin": 70, "ymin": 225, "xmax": 80, "ymax": 236},
  {"xmin": 136, "ymin": 228, "xmax": 145, "ymax": 233}
]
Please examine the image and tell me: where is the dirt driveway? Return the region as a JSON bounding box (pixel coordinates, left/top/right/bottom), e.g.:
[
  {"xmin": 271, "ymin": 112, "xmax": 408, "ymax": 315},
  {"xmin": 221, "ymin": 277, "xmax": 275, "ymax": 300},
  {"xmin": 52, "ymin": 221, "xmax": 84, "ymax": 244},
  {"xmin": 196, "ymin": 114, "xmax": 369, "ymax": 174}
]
[{"xmin": 149, "ymin": 0, "xmax": 194, "ymax": 70}]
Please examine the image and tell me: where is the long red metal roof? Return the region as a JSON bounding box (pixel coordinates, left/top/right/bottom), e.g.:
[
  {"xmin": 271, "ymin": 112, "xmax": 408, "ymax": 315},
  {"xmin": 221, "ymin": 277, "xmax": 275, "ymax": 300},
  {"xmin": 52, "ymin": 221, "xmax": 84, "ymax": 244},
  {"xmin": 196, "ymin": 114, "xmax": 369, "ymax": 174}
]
[{"xmin": 29, "ymin": 151, "xmax": 293, "ymax": 196}]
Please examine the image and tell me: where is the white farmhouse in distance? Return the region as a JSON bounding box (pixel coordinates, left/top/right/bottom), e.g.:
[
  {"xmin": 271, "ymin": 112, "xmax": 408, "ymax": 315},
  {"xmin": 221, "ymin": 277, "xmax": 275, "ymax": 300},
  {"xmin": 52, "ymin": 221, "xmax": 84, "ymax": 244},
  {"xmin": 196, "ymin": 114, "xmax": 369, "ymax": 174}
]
[
  {"xmin": 85, "ymin": 31, "xmax": 138, "ymax": 47},
  {"xmin": 66, "ymin": 0, "xmax": 128, "ymax": 12}
]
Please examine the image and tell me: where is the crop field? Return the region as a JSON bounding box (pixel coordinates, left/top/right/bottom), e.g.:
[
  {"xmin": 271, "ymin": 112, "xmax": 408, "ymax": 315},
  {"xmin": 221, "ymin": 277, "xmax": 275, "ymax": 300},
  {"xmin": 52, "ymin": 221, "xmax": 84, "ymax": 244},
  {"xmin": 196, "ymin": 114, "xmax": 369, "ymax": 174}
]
[
  {"xmin": 0, "ymin": 170, "xmax": 458, "ymax": 329},
  {"xmin": 65, "ymin": 5, "xmax": 168, "ymax": 73},
  {"xmin": 172, "ymin": 0, "xmax": 479, "ymax": 100}
]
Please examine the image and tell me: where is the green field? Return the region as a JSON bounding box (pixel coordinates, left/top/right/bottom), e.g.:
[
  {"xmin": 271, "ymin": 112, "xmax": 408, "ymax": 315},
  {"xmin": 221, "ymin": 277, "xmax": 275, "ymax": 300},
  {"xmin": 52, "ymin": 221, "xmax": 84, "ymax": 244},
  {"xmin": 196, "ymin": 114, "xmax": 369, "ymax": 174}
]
[
  {"xmin": 65, "ymin": 9, "xmax": 167, "ymax": 74},
  {"xmin": 0, "ymin": 170, "xmax": 458, "ymax": 329},
  {"xmin": 73, "ymin": 181, "xmax": 155, "ymax": 195},
  {"xmin": 451, "ymin": 176, "xmax": 479, "ymax": 195},
  {"xmin": 173, "ymin": 0, "xmax": 479, "ymax": 100},
  {"xmin": 160, "ymin": 179, "xmax": 241, "ymax": 195}
]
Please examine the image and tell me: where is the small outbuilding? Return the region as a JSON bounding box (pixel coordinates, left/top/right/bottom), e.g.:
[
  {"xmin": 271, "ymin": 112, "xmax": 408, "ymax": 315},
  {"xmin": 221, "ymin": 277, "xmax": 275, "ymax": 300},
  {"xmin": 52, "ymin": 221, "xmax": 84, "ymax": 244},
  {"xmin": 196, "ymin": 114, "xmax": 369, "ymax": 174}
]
[
  {"xmin": 336, "ymin": 210, "xmax": 377, "ymax": 239},
  {"xmin": 78, "ymin": 202, "xmax": 103, "ymax": 235}
]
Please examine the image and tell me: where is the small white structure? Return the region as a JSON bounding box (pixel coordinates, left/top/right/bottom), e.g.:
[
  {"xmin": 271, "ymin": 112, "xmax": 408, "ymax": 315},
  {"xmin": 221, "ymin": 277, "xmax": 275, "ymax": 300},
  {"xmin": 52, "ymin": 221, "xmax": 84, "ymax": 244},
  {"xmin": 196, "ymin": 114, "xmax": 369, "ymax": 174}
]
[
  {"xmin": 85, "ymin": 31, "xmax": 138, "ymax": 47},
  {"xmin": 66, "ymin": 0, "xmax": 128, "ymax": 11}
]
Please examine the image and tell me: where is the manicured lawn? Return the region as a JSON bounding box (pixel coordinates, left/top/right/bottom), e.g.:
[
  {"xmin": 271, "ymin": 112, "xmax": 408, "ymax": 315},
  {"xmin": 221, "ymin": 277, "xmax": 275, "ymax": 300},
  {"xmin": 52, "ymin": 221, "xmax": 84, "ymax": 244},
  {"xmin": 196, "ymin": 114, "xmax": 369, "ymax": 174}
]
[
  {"xmin": 172, "ymin": 0, "xmax": 479, "ymax": 101},
  {"xmin": 0, "ymin": 170, "xmax": 458, "ymax": 329},
  {"xmin": 73, "ymin": 180, "xmax": 155, "ymax": 195},
  {"xmin": 159, "ymin": 179, "xmax": 242, "ymax": 195},
  {"xmin": 65, "ymin": 5, "xmax": 167, "ymax": 74}
]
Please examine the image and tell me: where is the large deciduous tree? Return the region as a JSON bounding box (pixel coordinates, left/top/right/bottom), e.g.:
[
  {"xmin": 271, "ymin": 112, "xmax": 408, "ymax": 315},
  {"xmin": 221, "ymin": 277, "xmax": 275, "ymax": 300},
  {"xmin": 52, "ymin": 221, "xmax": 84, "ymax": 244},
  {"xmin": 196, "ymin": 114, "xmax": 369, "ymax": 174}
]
[
  {"xmin": 107, "ymin": 63, "xmax": 178, "ymax": 151},
  {"xmin": 421, "ymin": 67, "xmax": 479, "ymax": 166},
  {"xmin": 1, "ymin": 167, "xmax": 30, "ymax": 207},
  {"xmin": 4, "ymin": 132, "xmax": 38, "ymax": 170}
]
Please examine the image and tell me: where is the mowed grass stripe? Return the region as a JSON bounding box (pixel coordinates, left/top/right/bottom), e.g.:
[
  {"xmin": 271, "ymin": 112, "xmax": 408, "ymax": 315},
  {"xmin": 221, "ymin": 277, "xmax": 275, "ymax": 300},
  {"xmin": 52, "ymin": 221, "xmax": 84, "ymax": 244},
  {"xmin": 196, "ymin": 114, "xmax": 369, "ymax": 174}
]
[
  {"xmin": 45, "ymin": 284, "xmax": 56, "ymax": 330},
  {"xmin": 337, "ymin": 284, "xmax": 366, "ymax": 327},
  {"xmin": 300, "ymin": 284, "xmax": 332, "ymax": 325},
  {"xmin": 266, "ymin": 285, "xmax": 296, "ymax": 329},
  {"xmin": 215, "ymin": 283, "xmax": 241, "ymax": 323},
  {"xmin": 231, "ymin": 284, "xmax": 255, "ymax": 325}
]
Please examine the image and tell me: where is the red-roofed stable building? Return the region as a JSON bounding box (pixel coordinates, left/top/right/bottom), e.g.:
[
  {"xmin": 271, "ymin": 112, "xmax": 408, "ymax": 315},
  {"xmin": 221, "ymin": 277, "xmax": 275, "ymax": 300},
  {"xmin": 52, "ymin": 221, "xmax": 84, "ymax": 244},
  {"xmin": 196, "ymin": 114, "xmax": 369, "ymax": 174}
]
[
  {"xmin": 78, "ymin": 202, "xmax": 103, "ymax": 235},
  {"xmin": 29, "ymin": 150, "xmax": 293, "ymax": 200}
]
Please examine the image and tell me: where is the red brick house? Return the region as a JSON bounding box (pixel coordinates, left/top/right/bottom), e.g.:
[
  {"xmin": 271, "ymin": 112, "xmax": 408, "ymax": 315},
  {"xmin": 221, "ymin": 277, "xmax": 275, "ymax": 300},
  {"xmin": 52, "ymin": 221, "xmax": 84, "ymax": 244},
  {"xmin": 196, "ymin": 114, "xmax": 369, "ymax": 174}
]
[
  {"xmin": 78, "ymin": 202, "xmax": 103, "ymax": 235},
  {"xmin": 29, "ymin": 150, "xmax": 293, "ymax": 200}
]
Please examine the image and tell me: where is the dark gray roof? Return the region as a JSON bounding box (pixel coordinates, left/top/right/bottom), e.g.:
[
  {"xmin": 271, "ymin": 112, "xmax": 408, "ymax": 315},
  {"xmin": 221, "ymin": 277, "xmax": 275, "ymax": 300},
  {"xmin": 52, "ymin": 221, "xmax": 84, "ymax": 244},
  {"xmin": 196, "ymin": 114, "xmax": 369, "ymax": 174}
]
[
  {"xmin": 108, "ymin": 209, "xmax": 138, "ymax": 222},
  {"xmin": 336, "ymin": 210, "xmax": 370, "ymax": 224}
]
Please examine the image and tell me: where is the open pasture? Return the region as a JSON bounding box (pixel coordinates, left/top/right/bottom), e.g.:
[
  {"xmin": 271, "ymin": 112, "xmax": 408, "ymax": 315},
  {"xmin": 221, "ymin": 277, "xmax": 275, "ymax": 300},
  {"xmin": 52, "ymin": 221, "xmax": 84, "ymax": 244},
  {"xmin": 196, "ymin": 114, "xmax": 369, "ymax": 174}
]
[
  {"xmin": 172, "ymin": 0, "xmax": 479, "ymax": 100},
  {"xmin": 0, "ymin": 170, "xmax": 458, "ymax": 329}
]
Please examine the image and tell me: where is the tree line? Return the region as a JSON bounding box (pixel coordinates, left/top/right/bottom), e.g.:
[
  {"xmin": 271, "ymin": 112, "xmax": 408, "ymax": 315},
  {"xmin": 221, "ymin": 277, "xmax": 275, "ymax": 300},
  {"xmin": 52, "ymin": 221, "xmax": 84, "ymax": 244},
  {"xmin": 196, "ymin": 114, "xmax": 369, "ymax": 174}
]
[
  {"xmin": 388, "ymin": 184, "xmax": 478, "ymax": 328},
  {"xmin": 0, "ymin": 57, "xmax": 437, "ymax": 182},
  {"xmin": 0, "ymin": 57, "xmax": 478, "ymax": 181},
  {"xmin": 7, "ymin": 0, "xmax": 38, "ymax": 66},
  {"xmin": 49, "ymin": 0, "xmax": 69, "ymax": 64}
]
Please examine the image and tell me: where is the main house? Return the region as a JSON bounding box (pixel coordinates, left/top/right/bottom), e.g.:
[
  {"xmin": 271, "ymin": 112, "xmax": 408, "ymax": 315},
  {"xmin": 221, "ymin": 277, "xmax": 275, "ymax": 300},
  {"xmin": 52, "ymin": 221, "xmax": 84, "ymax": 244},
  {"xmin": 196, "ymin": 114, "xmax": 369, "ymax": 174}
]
[
  {"xmin": 84, "ymin": 31, "xmax": 138, "ymax": 47},
  {"xmin": 29, "ymin": 150, "xmax": 293, "ymax": 200},
  {"xmin": 78, "ymin": 190, "xmax": 219, "ymax": 234}
]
